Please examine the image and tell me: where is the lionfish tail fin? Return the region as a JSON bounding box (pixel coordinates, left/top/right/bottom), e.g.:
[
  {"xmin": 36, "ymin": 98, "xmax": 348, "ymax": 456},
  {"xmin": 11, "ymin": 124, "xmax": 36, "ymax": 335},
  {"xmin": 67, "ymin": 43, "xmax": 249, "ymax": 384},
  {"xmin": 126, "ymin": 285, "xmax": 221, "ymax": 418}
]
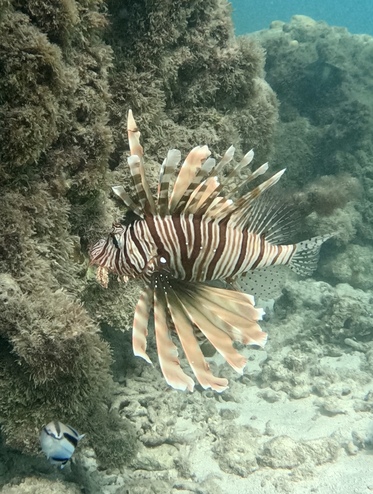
[{"xmin": 290, "ymin": 234, "xmax": 332, "ymax": 276}]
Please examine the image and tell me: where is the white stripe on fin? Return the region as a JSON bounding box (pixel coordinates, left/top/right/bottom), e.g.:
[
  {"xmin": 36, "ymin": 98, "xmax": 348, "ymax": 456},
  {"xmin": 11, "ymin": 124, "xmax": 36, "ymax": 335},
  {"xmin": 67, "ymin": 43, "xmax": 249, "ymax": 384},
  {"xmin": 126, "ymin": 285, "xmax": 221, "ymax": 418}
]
[
  {"xmin": 169, "ymin": 145, "xmax": 211, "ymax": 213},
  {"xmin": 127, "ymin": 109, "xmax": 144, "ymax": 158}
]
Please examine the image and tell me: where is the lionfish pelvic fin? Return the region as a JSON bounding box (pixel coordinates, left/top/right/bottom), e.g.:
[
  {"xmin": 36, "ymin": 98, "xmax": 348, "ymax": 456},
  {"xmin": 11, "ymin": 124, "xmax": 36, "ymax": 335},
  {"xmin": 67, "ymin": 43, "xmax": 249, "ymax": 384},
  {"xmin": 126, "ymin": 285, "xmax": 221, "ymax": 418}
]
[{"xmin": 133, "ymin": 286, "xmax": 153, "ymax": 364}]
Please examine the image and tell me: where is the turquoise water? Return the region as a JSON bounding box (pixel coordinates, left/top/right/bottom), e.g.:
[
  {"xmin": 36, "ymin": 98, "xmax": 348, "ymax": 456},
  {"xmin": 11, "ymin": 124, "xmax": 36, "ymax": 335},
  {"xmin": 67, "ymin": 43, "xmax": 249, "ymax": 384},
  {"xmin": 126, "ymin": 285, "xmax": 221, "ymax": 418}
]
[{"xmin": 231, "ymin": 0, "xmax": 373, "ymax": 34}]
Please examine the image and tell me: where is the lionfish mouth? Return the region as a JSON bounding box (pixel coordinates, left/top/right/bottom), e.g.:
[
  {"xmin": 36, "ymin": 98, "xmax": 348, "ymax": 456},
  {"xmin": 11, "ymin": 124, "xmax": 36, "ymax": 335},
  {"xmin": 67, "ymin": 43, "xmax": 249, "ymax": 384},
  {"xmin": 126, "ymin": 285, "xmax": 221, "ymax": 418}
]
[
  {"xmin": 89, "ymin": 238, "xmax": 107, "ymax": 265},
  {"xmin": 88, "ymin": 238, "xmax": 111, "ymax": 288}
]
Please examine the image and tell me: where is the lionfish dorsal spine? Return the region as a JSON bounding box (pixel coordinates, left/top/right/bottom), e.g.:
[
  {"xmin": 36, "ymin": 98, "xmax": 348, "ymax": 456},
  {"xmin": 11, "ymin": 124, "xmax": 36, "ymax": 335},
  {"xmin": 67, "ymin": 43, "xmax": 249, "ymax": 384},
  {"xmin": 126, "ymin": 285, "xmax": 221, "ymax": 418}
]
[
  {"xmin": 231, "ymin": 168, "xmax": 286, "ymax": 229},
  {"xmin": 112, "ymin": 185, "xmax": 144, "ymax": 217},
  {"xmin": 225, "ymin": 161, "xmax": 269, "ymax": 200},
  {"xmin": 210, "ymin": 144, "xmax": 235, "ymax": 175},
  {"xmin": 183, "ymin": 176, "xmax": 220, "ymax": 215},
  {"xmin": 169, "ymin": 145, "xmax": 211, "ymax": 214},
  {"xmin": 127, "ymin": 110, "xmax": 156, "ymax": 215},
  {"xmin": 221, "ymin": 148, "xmax": 255, "ymax": 185},
  {"xmin": 127, "ymin": 109, "xmax": 144, "ymax": 158},
  {"xmin": 157, "ymin": 149, "xmax": 181, "ymax": 216}
]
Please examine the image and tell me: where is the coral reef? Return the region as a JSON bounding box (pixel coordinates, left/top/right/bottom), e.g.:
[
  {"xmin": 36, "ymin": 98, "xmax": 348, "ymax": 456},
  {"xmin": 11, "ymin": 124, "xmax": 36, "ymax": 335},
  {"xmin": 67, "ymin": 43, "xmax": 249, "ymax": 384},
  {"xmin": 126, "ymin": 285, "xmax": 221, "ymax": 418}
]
[
  {"xmin": 106, "ymin": 0, "xmax": 278, "ymax": 168},
  {"xmin": 0, "ymin": 0, "xmax": 278, "ymax": 483},
  {"xmin": 5, "ymin": 3, "xmax": 371, "ymax": 493},
  {"xmin": 0, "ymin": 0, "xmax": 136, "ymax": 468},
  {"xmin": 251, "ymin": 15, "xmax": 373, "ymax": 286}
]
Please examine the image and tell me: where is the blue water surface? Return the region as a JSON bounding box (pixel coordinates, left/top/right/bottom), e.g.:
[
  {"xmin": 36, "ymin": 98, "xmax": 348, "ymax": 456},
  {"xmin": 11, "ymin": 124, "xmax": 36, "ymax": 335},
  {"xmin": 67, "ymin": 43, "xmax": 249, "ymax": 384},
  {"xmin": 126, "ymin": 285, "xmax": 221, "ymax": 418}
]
[{"xmin": 231, "ymin": 0, "xmax": 373, "ymax": 35}]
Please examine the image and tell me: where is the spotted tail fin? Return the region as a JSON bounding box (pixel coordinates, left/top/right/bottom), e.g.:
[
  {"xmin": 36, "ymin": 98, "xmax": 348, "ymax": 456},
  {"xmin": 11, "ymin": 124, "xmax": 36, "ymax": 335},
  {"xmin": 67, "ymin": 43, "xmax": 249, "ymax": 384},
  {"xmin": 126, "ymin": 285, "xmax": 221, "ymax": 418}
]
[{"xmin": 289, "ymin": 234, "xmax": 332, "ymax": 276}]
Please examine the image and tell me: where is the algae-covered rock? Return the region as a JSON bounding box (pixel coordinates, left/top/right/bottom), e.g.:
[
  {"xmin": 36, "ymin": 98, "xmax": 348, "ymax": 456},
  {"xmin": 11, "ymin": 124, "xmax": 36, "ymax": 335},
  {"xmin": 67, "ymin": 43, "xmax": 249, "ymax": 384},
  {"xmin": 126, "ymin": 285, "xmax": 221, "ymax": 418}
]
[
  {"xmin": 106, "ymin": 0, "xmax": 278, "ymax": 166},
  {"xmin": 322, "ymin": 244, "xmax": 373, "ymax": 290},
  {"xmin": 275, "ymin": 280, "xmax": 373, "ymax": 345},
  {"xmin": 0, "ymin": 0, "xmax": 279, "ymax": 474},
  {"xmin": 252, "ymin": 15, "xmax": 373, "ymax": 279},
  {"xmin": 0, "ymin": 0, "xmax": 131, "ymax": 466},
  {"xmin": 212, "ymin": 424, "xmax": 260, "ymax": 477},
  {"xmin": 258, "ymin": 435, "xmax": 339, "ymax": 469}
]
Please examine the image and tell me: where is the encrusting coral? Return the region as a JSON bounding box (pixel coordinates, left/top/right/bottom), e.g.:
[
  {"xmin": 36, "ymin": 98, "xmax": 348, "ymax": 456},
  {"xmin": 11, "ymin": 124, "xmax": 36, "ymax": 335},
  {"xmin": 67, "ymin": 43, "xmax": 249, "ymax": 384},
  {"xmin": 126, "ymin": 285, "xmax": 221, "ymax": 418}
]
[
  {"xmin": 0, "ymin": 0, "xmax": 278, "ymax": 475},
  {"xmin": 105, "ymin": 0, "xmax": 278, "ymax": 166}
]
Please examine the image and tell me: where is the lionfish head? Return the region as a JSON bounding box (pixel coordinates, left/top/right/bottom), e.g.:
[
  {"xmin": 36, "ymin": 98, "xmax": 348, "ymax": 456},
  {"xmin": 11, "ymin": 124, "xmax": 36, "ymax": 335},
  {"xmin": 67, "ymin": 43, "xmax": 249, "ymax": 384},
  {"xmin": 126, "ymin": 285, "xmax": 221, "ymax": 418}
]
[{"xmin": 89, "ymin": 224, "xmax": 125, "ymax": 286}]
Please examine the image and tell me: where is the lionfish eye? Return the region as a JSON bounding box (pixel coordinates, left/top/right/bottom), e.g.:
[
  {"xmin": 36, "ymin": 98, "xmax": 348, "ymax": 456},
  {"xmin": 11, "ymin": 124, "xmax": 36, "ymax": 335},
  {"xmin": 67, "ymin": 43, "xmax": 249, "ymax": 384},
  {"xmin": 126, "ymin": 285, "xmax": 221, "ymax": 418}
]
[{"xmin": 110, "ymin": 233, "xmax": 120, "ymax": 249}]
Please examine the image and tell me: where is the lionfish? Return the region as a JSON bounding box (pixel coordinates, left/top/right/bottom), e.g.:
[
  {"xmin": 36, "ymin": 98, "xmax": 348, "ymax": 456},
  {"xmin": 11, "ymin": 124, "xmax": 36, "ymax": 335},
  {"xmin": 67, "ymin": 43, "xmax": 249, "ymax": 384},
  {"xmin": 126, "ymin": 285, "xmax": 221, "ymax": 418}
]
[{"xmin": 90, "ymin": 111, "xmax": 328, "ymax": 392}]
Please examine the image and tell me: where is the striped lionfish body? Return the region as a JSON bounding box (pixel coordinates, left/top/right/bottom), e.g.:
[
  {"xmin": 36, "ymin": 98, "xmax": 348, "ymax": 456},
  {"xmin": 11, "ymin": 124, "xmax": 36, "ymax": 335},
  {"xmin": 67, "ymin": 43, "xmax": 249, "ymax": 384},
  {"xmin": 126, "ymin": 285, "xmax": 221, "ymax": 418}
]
[{"xmin": 90, "ymin": 111, "xmax": 329, "ymax": 392}]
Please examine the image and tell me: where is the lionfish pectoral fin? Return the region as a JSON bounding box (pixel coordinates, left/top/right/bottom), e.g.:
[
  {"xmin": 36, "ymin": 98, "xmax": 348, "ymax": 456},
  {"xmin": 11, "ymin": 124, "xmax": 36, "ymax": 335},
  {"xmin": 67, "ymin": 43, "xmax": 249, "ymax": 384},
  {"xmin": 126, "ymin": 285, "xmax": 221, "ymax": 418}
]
[
  {"xmin": 133, "ymin": 286, "xmax": 153, "ymax": 364},
  {"xmin": 183, "ymin": 283, "xmax": 267, "ymax": 348},
  {"xmin": 153, "ymin": 286, "xmax": 195, "ymax": 392},
  {"xmin": 193, "ymin": 284, "xmax": 266, "ymax": 333},
  {"xmin": 165, "ymin": 289, "xmax": 229, "ymax": 392},
  {"xmin": 178, "ymin": 296, "xmax": 248, "ymax": 374},
  {"xmin": 168, "ymin": 281, "xmax": 266, "ymax": 376}
]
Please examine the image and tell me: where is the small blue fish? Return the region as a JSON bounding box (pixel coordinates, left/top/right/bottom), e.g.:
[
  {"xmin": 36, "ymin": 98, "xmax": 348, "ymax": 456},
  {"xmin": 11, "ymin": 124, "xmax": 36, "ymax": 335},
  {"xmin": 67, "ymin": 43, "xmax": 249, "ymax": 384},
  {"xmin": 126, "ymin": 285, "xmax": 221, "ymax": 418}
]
[{"xmin": 40, "ymin": 420, "xmax": 85, "ymax": 468}]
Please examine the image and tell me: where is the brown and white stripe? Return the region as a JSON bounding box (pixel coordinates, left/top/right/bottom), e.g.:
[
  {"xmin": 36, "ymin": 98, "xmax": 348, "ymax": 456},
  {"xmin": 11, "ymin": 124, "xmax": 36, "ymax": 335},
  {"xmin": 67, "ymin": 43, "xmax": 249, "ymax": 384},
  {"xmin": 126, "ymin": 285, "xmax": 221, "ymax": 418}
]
[{"xmin": 89, "ymin": 109, "xmax": 329, "ymax": 393}]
